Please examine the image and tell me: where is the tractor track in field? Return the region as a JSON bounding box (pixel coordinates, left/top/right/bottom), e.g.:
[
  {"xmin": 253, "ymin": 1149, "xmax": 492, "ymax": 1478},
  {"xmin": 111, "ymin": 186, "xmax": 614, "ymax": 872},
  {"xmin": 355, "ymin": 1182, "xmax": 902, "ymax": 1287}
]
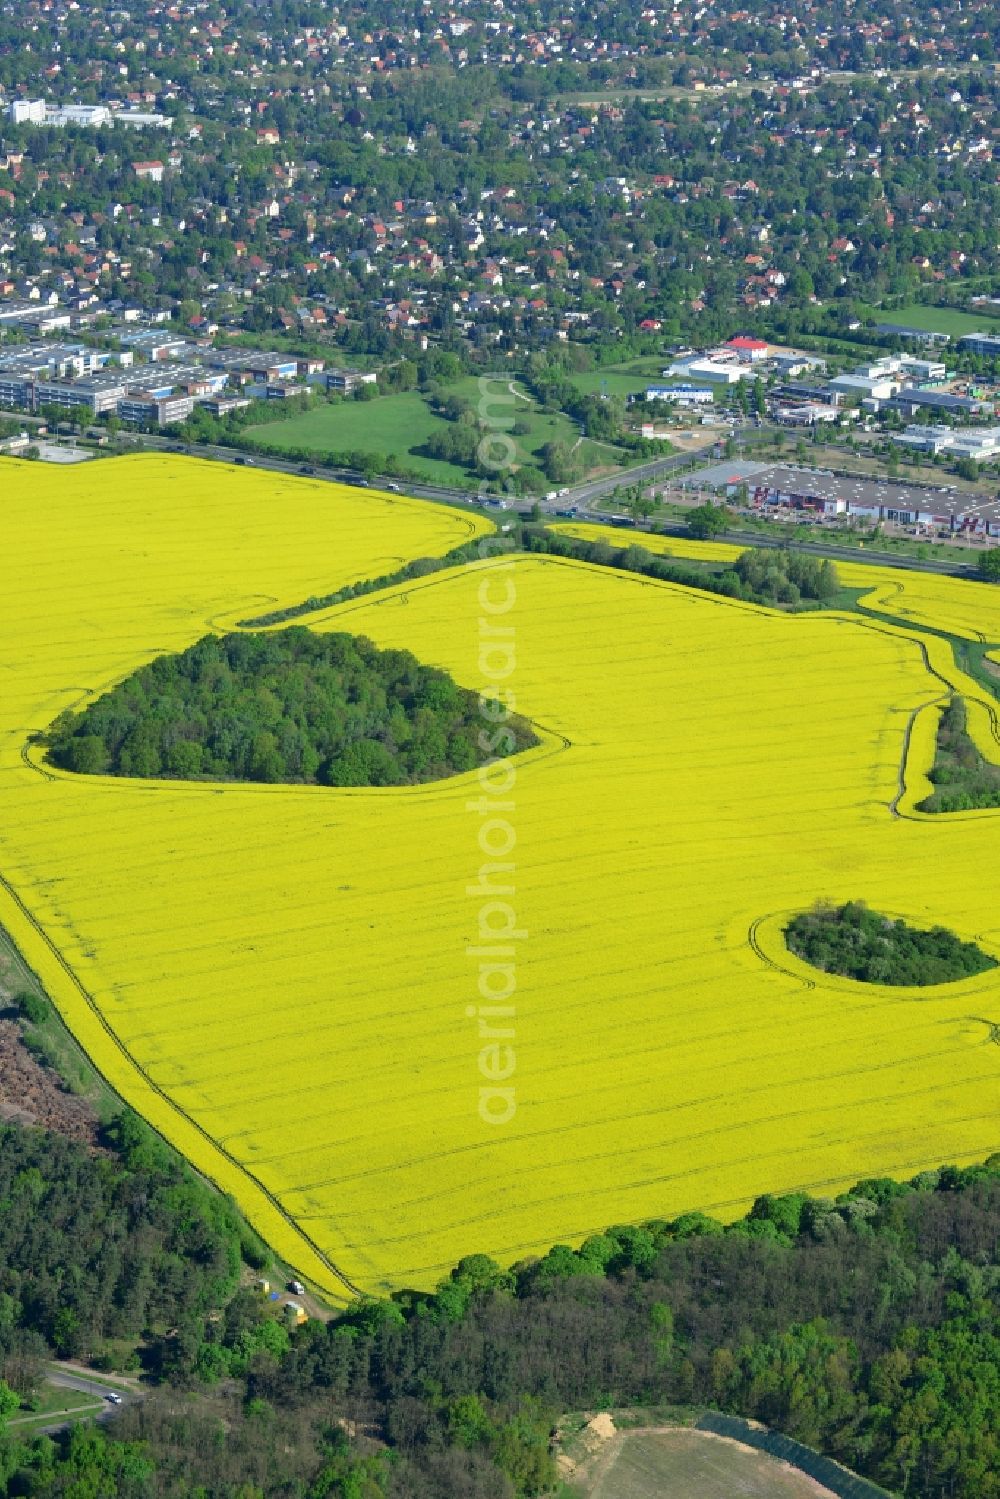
[
  {"xmin": 8, "ymin": 551, "xmax": 1000, "ymax": 1302},
  {"xmin": 0, "ymin": 866, "xmax": 366, "ymax": 1302}
]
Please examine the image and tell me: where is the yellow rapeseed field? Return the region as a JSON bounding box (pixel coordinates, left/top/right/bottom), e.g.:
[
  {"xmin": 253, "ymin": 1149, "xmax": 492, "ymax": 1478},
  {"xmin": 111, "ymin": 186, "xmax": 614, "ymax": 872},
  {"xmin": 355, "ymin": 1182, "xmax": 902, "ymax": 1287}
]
[
  {"xmin": 552, "ymin": 520, "xmax": 745, "ymax": 564},
  {"xmin": 3, "ymin": 458, "xmax": 1000, "ymax": 1298},
  {"xmin": 554, "ymin": 520, "xmax": 1000, "ymax": 641},
  {"xmin": 847, "ymin": 570, "xmax": 1000, "ymax": 644}
]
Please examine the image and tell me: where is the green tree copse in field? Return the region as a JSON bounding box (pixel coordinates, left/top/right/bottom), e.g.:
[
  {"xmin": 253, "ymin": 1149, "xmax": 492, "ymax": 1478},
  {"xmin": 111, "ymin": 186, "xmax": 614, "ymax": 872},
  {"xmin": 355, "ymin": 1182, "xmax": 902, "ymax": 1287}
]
[
  {"xmin": 919, "ymin": 696, "xmax": 1000, "ymax": 813},
  {"xmin": 785, "ymin": 900, "xmax": 997, "ymax": 985},
  {"xmin": 979, "ymin": 548, "xmax": 1000, "ymax": 582},
  {"xmin": 732, "ymin": 548, "xmax": 839, "ymax": 605},
  {"xmin": 46, "ymin": 629, "xmax": 538, "ymax": 787}
]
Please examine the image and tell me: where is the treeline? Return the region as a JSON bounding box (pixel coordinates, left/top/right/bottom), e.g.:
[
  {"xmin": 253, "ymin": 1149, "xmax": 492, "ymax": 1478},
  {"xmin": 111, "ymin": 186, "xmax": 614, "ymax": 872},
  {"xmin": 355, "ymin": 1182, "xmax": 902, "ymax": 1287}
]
[
  {"xmin": 217, "ymin": 1160, "xmax": 1000, "ymax": 1499},
  {"xmin": 242, "ymin": 524, "xmax": 840, "ymax": 631},
  {"xmin": 46, "ymin": 629, "xmax": 537, "ymax": 787},
  {"xmin": 920, "ymin": 696, "xmax": 1000, "ymax": 813},
  {"xmin": 785, "ymin": 900, "xmax": 997, "ymax": 986},
  {"xmin": 10, "ymin": 1156, "xmax": 1000, "ymax": 1497}
]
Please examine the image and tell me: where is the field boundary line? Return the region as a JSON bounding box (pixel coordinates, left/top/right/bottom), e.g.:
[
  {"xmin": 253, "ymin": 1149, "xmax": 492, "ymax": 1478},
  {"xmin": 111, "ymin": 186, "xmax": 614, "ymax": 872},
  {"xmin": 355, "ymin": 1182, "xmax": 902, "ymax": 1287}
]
[{"xmin": 0, "ymin": 871, "xmax": 365, "ymax": 1302}]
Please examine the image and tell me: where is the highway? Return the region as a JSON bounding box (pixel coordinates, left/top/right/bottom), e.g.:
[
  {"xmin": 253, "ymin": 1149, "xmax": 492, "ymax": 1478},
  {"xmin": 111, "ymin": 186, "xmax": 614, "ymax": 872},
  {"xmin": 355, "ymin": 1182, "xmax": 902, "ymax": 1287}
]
[
  {"xmin": 123, "ymin": 430, "xmax": 704, "ymax": 511},
  {"xmin": 122, "ymin": 431, "xmax": 490, "ymax": 509},
  {"xmin": 123, "ymin": 432, "xmax": 981, "ymax": 578}
]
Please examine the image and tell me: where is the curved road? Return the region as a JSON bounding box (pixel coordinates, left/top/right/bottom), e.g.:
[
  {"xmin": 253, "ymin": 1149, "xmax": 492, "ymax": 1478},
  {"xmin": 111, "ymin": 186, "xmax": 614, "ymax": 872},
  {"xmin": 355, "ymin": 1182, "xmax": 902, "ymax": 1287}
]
[{"xmin": 6, "ymin": 1365, "xmax": 139, "ymax": 1437}]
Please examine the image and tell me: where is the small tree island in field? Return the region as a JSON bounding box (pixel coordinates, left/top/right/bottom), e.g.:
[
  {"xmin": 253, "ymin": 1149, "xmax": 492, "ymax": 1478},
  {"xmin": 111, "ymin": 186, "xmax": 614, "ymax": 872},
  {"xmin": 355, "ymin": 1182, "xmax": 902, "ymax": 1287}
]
[
  {"xmin": 785, "ymin": 901, "xmax": 997, "ymax": 986},
  {"xmin": 45, "ymin": 628, "xmax": 538, "ymax": 787},
  {"xmin": 919, "ymin": 697, "xmax": 1000, "ymax": 813}
]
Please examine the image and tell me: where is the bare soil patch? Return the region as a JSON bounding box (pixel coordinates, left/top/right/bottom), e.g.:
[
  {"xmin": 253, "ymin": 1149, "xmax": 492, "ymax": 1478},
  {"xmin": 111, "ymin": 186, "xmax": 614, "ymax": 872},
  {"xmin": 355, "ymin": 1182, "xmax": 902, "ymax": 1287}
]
[
  {"xmin": 0, "ymin": 1017, "xmax": 100, "ymax": 1145},
  {"xmin": 0, "ymin": 935, "xmax": 100, "ymax": 1145}
]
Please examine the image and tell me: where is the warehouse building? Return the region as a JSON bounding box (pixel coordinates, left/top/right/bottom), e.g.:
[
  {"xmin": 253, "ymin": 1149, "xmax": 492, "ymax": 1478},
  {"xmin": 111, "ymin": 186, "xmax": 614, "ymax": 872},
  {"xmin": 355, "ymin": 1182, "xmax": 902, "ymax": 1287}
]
[
  {"xmin": 884, "ymin": 388, "xmax": 992, "ymax": 420},
  {"xmin": 894, "ymin": 425, "xmax": 960, "ymax": 456},
  {"xmin": 958, "ymin": 332, "xmax": 1000, "ymax": 357},
  {"xmin": 645, "ymin": 383, "xmax": 714, "ymax": 404},
  {"xmin": 828, "ymin": 371, "xmax": 902, "ymax": 402},
  {"xmin": 694, "ymin": 461, "xmax": 1000, "ymax": 535},
  {"xmin": 666, "ymin": 355, "xmax": 750, "ymax": 385},
  {"xmin": 874, "ymin": 323, "xmax": 951, "ymax": 347}
]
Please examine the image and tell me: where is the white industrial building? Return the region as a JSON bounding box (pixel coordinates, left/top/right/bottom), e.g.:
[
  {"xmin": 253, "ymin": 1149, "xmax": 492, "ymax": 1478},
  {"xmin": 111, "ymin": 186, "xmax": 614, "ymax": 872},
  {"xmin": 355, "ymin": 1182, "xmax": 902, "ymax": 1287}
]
[
  {"xmin": 645, "ymin": 383, "xmax": 714, "ymax": 405},
  {"xmin": 945, "ymin": 427, "xmax": 1000, "ymax": 462},
  {"xmin": 772, "ymin": 402, "xmax": 839, "ymax": 427},
  {"xmin": 827, "ymin": 371, "xmax": 902, "ymax": 402},
  {"xmin": 6, "ymin": 100, "xmax": 169, "ymax": 130},
  {"xmin": 894, "ymin": 425, "xmax": 958, "ymax": 456},
  {"xmin": 7, "ymin": 99, "xmax": 47, "ymax": 125},
  {"xmin": 896, "ymin": 423, "xmax": 1000, "ymax": 461},
  {"xmin": 666, "ymin": 355, "xmax": 750, "ymax": 385}
]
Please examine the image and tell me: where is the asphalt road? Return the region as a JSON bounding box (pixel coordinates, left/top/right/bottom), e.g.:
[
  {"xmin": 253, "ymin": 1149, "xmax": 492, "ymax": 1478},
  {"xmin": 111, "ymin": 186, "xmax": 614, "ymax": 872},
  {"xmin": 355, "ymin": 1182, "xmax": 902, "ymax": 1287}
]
[
  {"xmin": 47, "ymin": 1368, "xmax": 132, "ymax": 1403},
  {"xmin": 6, "ymin": 1365, "xmax": 141, "ymax": 1436},
  {"xmin": 123, "ymin": 431, "xmax": 488, "ymax": 509},
  {"xmin": 123, "ymin": 432, "xmax": 981, "ymax": 578},
  {"xmin": 124, "ymin": 429, "xmax": 715, "ymax": 514}
]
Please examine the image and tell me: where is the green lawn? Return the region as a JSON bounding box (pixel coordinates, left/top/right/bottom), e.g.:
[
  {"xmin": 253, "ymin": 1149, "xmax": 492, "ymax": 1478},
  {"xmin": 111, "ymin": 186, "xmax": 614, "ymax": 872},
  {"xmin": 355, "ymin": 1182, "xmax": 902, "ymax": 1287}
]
[
  {"xmin": 25, "ymin": 1385, "xmax": 100, "ymax": 1418},
  {"xmin": 863, "ymin": 303, "xmax": 1000, "ymax": 338},
  {"xmin": 248, "ymin": 391, "xmax": 461, "ymax": 482},
  {"xmin": 9, "ymin": 1382, "xmax": 104, "ymax": 1430},
  {"xmin": 247, "ymin": 383, "xmax": 627, "ymax": 488},
  {"xmin": 567, "ymin": 358, "xmax": 674, "ymax": 399}
]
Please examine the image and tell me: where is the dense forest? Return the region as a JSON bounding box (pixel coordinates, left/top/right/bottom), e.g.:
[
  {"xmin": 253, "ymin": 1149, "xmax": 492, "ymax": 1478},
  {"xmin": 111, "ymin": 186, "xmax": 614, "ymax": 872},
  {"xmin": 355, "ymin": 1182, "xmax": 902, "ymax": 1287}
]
[
  {"xmin": 0, "ymin": 1112, "xmax": 258, "ymax": 1380},
  {"xmin": 2, "ymin": 1151, "xmax": 999, "ymax": 1496},
  {"xmin": 784, "ymin": 900, "xmax": 997, "ymax": 986},
  {"xmin": 45, "ymin": 630, "xmax": 538, "ymax": 787},
  {"xmin": 919, "ymin": 696, "xmax": 1000, "ymax": 814}
]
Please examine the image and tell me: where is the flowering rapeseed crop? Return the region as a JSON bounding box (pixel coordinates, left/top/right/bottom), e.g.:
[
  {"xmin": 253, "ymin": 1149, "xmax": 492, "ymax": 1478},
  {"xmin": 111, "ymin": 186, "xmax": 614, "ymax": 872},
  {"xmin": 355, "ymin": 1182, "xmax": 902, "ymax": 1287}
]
[
  {"xmin": 846, "ymin": 571, "xmax": 1000, "ymax": 644},
  {"xmin": 3, "ymin": 461, "xmax": 1000, "ymax": 1296},
  {"xmin": 0, "ymin": 455, "xmax": 488, "ymax": 1294},
  {"xmin": 554, "ymin": 521, "xmax": 1000, "ymax": 642}
]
